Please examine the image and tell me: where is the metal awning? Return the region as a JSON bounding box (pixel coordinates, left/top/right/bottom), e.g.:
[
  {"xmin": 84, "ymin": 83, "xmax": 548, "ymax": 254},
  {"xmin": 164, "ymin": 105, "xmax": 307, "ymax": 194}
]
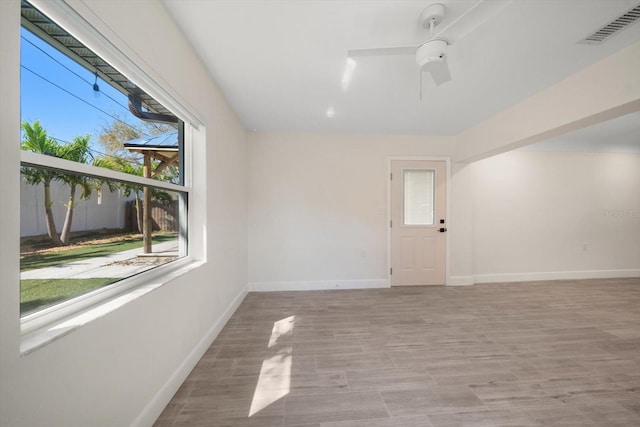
[
  {"xmin": 21, "ymin": 0, "xmax": 173, "ymax": 118},
  {"xmin": 124, "ymin": 130, "xmax": 179, "ymax": 166}
]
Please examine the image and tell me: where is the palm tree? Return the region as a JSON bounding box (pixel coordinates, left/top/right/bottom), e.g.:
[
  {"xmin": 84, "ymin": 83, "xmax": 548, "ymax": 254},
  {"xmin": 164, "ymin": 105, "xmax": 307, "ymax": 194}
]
[
  {"xmin": 20, "ymin": 121, "xmax": 63, "ymax": 246},
  {"xmin": 57, "ymin": 135, "xmax": 93, "ymax": 245}
]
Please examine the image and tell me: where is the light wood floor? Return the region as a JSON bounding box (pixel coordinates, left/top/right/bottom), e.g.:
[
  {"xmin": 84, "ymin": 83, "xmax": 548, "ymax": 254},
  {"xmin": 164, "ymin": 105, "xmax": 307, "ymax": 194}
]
[{"xmin": 154, "ymin": 278, "xmax": 640, "ymax": 426}]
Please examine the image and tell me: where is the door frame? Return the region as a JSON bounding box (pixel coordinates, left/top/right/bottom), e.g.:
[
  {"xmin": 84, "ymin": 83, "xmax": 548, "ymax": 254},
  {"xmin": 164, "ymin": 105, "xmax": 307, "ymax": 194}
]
[{"xmin": 387, "ymin": 156, "xmax": 451, "ymax": 286}]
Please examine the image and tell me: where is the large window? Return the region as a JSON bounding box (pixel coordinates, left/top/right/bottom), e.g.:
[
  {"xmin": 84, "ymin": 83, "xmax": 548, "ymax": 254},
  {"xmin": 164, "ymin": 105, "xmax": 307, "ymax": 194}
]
[{"xmin": 19, "ymin": 1, "xmax": 191, "ymax": 319}]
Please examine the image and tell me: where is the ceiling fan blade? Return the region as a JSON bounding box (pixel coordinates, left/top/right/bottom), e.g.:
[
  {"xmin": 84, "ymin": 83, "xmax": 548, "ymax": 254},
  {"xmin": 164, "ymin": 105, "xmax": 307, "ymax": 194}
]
[
  {"xmin": 433, "ymin": 0, "xmax": 511, "ymax": 43},
  {"xmin": 347, "ymin": 45, "xmax": 419, "ymax": 57},
  {"xmin": 426, "ymin": 60, "xmax": 451, "ymax": 86}
]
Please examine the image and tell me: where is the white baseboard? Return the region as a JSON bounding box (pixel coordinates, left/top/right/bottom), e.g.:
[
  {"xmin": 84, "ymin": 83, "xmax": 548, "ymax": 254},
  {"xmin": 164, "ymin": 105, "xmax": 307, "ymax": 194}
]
[
  {"xmin": 249, "ymin": 279, "xmax": 389, "ymax": 292},
  {"xmin": 447, "ymin": 276, "xmax": 474, "ymax": 286},
  {"xmin": 474, "ymin": 269, "xmax": 640, "ymax": 284},
  {"xmin": 249, "ymin": 270, "xmax": 639, "ymax": 292},
  {"xmin": 132, "ymin": 284, "xmax": 249, "ymax": 427}
]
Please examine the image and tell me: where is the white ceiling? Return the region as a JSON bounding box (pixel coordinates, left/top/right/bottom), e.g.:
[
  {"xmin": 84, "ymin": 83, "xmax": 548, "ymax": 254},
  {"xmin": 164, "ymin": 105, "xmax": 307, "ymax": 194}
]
[{"xmin": 163, "ymin": 0, "xmax": 640, "ymax": 136}]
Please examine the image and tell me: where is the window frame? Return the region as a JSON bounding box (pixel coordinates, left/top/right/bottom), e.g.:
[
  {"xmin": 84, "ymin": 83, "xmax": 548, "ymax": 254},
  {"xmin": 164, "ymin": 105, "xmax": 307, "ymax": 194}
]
[{"xmin": 19, "ymin": 0, "xmax": 203, "ymax": 340}]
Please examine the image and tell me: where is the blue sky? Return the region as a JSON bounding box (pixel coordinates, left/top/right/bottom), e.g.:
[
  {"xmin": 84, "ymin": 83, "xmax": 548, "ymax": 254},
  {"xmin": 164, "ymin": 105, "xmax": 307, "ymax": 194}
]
[{"xmin": 20, "ymin": 27, "xmax": 149, "ymax": 153}]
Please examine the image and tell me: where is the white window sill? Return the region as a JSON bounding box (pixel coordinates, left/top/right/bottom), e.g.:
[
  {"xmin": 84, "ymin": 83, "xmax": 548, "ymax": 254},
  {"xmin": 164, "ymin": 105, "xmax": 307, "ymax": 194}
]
[{"xmin": 20, "ymin": 259, "xmax": 205, "ymax": 356}]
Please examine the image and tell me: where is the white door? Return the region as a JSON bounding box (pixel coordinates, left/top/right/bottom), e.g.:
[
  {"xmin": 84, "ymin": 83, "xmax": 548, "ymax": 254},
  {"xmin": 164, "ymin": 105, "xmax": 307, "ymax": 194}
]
[{"xmin": 390, "ymin": 160, "xmax": 446, "ymax": 286}]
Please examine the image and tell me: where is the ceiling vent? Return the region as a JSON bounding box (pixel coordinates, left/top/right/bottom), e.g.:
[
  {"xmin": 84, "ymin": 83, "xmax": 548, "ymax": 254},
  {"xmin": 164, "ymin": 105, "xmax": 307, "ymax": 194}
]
[{"xmin": 579, "ymin": 4, "xmax": 640, "ymax": 44}]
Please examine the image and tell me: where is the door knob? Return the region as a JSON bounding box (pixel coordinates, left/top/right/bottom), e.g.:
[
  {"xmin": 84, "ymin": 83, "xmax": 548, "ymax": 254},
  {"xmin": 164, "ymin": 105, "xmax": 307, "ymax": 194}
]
[{"xmin": 439, "ymin": 227, "xmax": 447, "ymax": 232}]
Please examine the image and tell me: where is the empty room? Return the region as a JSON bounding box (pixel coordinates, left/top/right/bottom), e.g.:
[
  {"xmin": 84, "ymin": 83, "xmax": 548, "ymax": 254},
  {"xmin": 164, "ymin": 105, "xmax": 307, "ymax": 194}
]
[{"xmin": 1, "ymin": 0, "xmax": 639, "ymax": 426}]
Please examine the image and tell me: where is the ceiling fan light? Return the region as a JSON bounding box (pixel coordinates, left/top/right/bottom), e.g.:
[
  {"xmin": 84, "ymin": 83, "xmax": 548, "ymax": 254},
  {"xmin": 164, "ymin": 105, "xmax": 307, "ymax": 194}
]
[{"xmin": 416, "ymin": 39, "xmax": 447, "ymax": 71}]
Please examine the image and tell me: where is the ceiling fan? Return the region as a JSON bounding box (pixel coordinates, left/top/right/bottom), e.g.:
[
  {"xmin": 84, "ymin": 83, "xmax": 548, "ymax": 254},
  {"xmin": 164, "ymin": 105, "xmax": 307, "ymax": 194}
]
[{"xmin": 347, "ymin": 0, "xmax": 510, "ymax": 95}]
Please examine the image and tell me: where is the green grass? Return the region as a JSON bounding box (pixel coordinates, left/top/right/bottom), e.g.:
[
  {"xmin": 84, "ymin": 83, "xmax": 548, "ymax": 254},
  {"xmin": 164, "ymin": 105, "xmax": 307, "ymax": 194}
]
[
  {"xmin": 20, "ymin": 232, "xmax": 178, "ymax": 315},
  {"xmin": 20, "ymin": 233, "xmax": 177, "ymax": 272},
  {"xmin": 20, "ymin": 278, "xmax": 115, "ymax": 315}
]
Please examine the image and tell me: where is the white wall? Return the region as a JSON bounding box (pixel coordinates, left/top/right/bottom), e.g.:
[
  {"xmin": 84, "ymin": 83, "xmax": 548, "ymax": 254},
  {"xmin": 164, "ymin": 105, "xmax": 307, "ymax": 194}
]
[
  {"xmin": 471, "ymin": 150, "xmax": 640, "ymax": 282},
  {"xmin": 248, "ymin": 132, "xmax": 454, "ymax": 290},
  {"xmin": 248, "ymin": 134, "xmax": 640, "ymax": 289},
  {"xmin": 1, "ymin": 1, "xmax": 248, "ymax": 427}
]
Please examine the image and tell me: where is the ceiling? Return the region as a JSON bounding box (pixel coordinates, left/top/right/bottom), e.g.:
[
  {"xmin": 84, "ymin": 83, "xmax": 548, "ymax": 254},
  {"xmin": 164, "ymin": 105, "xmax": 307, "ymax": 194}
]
[{"xmin": 163, "ymin": 0, "xmax": 640, "ymax": 136}]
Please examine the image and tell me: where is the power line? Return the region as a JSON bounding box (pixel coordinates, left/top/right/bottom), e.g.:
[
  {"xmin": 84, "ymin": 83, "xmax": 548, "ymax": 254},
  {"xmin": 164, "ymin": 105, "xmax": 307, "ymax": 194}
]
[
  {"xmin": 21, "ymin": 64, "xmax": 149, "ymax": 137},
  {"xmin": 22, "ymin": 36, "xmax": 176, "ymax": 137},
  {"xmin": 46, "ymin": 135, "xmax": 144, "ymax": 165},
  {"xmin": 21, "ymin": 36, "xmax": 92, "ymax": 85},
  {"xmin": 21, "ymin": 35, "xmax": 175, "ymax": 136},
  {"xmin": 88, "ymin": 146, "xmax": 142, "ymax": 165},
  {"xmin": 21, "ymin": 35, "xmax": 133, "ymax": 115},
  {"xmin": 40, "ymin": 138, "xmax": 124, "ymax": 166}
]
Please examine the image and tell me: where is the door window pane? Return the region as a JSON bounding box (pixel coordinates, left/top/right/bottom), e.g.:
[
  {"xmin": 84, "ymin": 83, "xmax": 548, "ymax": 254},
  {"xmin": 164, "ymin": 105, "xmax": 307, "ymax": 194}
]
[{"xmin": 403, "ymin": 169, "xmax": 435, "ymax": 225}]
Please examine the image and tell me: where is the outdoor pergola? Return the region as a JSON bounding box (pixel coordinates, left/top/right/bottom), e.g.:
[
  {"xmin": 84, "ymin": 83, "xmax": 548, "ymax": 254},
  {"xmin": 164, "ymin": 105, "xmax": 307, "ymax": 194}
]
[{"xmin": 124, "ymin": 131, "xmax": 179, "ymax": 254}]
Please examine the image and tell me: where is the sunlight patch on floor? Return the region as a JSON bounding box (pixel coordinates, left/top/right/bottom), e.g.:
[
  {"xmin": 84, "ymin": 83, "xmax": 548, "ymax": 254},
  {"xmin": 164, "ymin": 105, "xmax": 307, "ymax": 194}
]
[
  {"xmin": 268, "ymin": 315, "xmax": 295, "ymax": 347},
  {"xmin": 249, "ymin": 316, "xmax": 296, "ymax": 417}
]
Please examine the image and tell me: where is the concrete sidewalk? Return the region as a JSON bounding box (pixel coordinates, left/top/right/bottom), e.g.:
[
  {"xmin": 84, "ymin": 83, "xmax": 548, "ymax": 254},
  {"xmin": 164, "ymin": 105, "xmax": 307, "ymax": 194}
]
[{"xmin": 21, "ymin": 241, "xmax": 179, "ymax": 280}]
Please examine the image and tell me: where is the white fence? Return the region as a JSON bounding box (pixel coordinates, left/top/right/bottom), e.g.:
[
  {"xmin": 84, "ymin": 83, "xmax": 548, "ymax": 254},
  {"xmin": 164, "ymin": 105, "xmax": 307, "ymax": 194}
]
[{"xmin": 20, "ymin": 177, "xmax": 131, "ymax": 237}]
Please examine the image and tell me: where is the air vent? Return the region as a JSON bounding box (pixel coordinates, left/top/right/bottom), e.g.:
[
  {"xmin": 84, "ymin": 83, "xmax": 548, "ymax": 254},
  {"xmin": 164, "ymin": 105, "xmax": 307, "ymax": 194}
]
[{"xmin": 579, "ymin": 4, "xmax": 640, "ymax": 45}]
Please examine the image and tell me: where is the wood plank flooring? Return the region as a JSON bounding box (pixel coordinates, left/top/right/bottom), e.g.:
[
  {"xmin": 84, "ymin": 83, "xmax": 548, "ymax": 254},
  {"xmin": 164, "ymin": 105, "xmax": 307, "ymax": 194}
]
[{"xmin": 154, "ymin": 278, "xmax": 640, "ymax": 426}]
